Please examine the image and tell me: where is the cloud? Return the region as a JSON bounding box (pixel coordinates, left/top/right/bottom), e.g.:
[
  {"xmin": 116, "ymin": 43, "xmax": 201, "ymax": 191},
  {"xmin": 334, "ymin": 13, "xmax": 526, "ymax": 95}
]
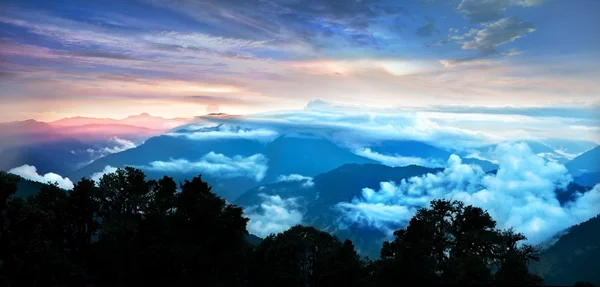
[
  {"xmin": 439, "ymin": 58, "xmax": 494, "ymax": 68},
  {"xmin": 355, "ymin": 148, "xmax": 446, "ymax": 168},
  {"xmin": 336, "ymin": 142, "xmax": 600, "ymax": 245},
  {"xmin": 139, "ymin": 152, "xmax": 269, "ymax": 182},
  {"xmin": 87, "ymin": 137, "xmax": 138, "ymax": 160},
  {"xmin": 277, "ymin": 174, "xmax": 315, "ymax": 188},
  {"xmin": 245, "ymin": 194, "xmax": 304, "ymax": 237},
  {"xmin": 167, "ymin": 124, "xmax": 279, "ymax": 143},
  {"xmin": 457, "ymin": 17, "xmax": 536, "ymax": 53},
  {"xmin": 9, "ymin": 164, "xmax": 74, "ymax": 190},
  {"xmin": 90, "ymin": 165, "xmax": 118, "ymax": 184},
  {"xmin": 457, "ymin": 0, "xmax": 544, "ymax": 23}
]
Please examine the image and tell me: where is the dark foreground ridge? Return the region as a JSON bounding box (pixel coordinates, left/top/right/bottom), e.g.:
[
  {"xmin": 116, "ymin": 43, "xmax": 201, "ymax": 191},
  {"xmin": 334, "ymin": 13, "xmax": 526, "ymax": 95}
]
[{"xmin": 0, "ymin": 168, "xmax": 598, "ymax": 287}]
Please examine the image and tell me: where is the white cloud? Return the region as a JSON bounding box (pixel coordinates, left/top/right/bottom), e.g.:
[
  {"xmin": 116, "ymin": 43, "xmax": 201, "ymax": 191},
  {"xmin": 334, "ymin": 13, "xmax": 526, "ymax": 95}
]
[
  {"xmin": 245, "ymin": 194, "xmax": 304, "ymax": 237},
  {"xmin": 90, "ymin": 165, "xmax": 118, "ymax": 184},
  {"xmin": 458, "ymin": 17, "xmax": 536, "ymax": 53},
  {"xmin": 336, "ymin": 142, "xmax": 600, "ymax": 245},
  {"xmin": 167, "ymin": 124, "xmax": 278, "ymax": 142},
  {"xmin": 9, "ymin": 164, "xmax": 74, "ymax": 190},
  {"xmin": 87, "ymin": 137, "xmax": 137, "ymax": 159},
  {"xmin": 277, "ymin": 174, "xmax": 315, "ymax": 188},
  {"xmin": 139, "ymin": 152, "xmax": 269, "ymax": 182},
  {"xmin": 355, "ymin": 148, "xmax": 446, "ymax": 168}
]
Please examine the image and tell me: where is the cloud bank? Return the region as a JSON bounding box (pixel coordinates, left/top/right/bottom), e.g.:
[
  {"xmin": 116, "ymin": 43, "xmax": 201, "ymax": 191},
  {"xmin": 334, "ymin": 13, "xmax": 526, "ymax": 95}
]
[
  {"xmin": 245, "ymin": 194, "xmax": 304, "ymax": 238},
  {"xmin": 277, "ymin": 174, "xmax": 315, "ymax": 188},
  {"xmin": 336, "ymin": 142, "xmax": 600, "ymax": 245},
  {"xmin": 167, "ymin": 124, "xmax": 279, "ymax": 142},
  {"xmin": 356, "ymin": 148, "xmax": 446, "ymax": 168},
  {"xmin": 139, "ymin": 152, "xmax": 269, "ymax": 182},
  {"xmin": 9, "ymin": 164, "xmax": 74, "ymax": 190}
]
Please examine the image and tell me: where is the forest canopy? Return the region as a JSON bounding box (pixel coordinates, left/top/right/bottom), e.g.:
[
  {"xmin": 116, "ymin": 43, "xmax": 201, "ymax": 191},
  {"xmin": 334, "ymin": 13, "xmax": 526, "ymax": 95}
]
[{"xmin": 0, "ymin": 168, "xmax": 594, "ymax": 287}]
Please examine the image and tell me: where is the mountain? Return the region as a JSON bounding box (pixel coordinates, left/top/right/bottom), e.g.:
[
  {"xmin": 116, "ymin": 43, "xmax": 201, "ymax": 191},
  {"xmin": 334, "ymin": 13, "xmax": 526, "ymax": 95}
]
[
  {"xmin": 53, "ymin": 123, "xmax": 161, "ymax": 142},
  {"xmin": 541, "ymin": 138, "xmax": 598, "ymax": 156},
  {"xmin": 262, "ymin": 135, "xmax": 377, "ymax": 182},
  {"xmin": 532, "ymin": 215, "xmax": 600, "ymax": 285},
  {"xmin": 69, "ymin": 133, "xmax": 377, "ymax": 200},
  {"xmin": 565, "ymin": 146, "xmax": 600, "ymax": 176},
  {"xmin": 50, "ymin": 113, "xmax": 192, "ymax": 130},
  {"xmin": 573, "ymin": 172, "xmax": 600, "ymax": 188},
  {"xmin": 0, "ymin": 120, "xmax": 94, "ymax": 174}
]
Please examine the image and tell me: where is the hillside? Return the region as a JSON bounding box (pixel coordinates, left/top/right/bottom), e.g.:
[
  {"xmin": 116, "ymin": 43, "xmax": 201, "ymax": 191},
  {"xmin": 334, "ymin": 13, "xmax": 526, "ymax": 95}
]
[
  {"xmin": 574, "ymin": 172, "xmax": 600, "ymax": 188},
  {"xmin": 566, "ymin": 146, "xmax": 600, "ymax": 176},
  {"xmin": 532, "ymin": 215, "xmax": 600, "ymax": 285}
]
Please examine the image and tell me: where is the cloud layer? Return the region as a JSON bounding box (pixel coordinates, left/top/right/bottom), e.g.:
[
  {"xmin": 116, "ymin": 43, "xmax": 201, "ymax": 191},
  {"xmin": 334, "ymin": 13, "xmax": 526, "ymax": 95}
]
[
  {"xmin": 9, "ymin": 164, "xmax": 74, "ymax": 190},
  {"xmin": 356, "ymin": 148, "xmax": 446, "ymax": 168},
  {"xmin": 277, "ymin": 174, "xmax": 315, "ymax": 188},
  {"xmin": 167, "ymin": 124, "xmax": 278, "ymax": 142},
  {"xmin": 336, "ymin": 142, "xmax": 600, "ymax": 245},
  {"xmin": 139, "ymin": 152, "xmax": 268, "ymax": 182},
  {"xmin": 245, "ymin": 194, "xmax": 304, "ymax": 237}
]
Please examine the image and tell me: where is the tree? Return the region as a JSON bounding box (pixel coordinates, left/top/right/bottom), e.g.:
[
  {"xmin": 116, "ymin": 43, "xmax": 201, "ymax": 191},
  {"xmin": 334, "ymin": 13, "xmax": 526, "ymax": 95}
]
[
  {"xmin": 248, "ymin": 225, "xmax": 369, "ymax": 287},
  {"xmin": 375, "ymin": 199, "xmax": 543, "ymax": 285},
  {"xmin": 170, "ymin": 175, "xmax": 250, "ymax": 287}
]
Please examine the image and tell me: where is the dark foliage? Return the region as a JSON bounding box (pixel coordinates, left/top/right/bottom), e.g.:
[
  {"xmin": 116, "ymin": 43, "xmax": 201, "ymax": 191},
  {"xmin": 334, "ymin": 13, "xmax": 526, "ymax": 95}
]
[{"xmin": 0, "ymin": 169, "xmax": 583, "ymax": 287}]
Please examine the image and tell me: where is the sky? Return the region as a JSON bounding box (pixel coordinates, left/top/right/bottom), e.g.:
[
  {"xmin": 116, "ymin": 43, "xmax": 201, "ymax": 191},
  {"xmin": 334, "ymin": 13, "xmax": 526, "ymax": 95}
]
[{"xmin": 0, "ymin": 0, "xmax": 599, "ymax": 139}]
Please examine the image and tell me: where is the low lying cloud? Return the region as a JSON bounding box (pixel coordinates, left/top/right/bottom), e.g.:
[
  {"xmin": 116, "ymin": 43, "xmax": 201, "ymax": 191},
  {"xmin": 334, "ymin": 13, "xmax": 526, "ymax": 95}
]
[
  {"xmin": 167, "ymin": 123, "xmax": 278, "ymax": 142},
  {"xmin": 139, "ymin": 152, "xmax": 269, "ymax": 182},
  {"xmin": 356, "ymin": 148, "xmax": 446, "ymax": 168},
  {"xmin": 245, "ymin": 194, "xmax": 304, "ymax": 238},
  {"xmin": 9, "ymin": 164, "xmax": 74, "ymax": 190},
  {"xmin": 336, "ymin": 143, "xmax": 599, "ymax": 245},
  {"xmin": 86, "ymin": 137, "xmax": 138, "ymax": 159},
  {"xmin": 90, "ymin": 165, "xmax": 118, "ymax": 184},
  {"xmin": 277, "ymin": 174, "xmax": 315, "ymax": 188}
]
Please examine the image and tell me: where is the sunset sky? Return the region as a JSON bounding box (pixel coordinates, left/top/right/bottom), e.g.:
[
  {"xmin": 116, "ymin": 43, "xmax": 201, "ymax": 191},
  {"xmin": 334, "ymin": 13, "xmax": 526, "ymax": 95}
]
[{"xmin": 0, "ymin": 0, "xmax": 599, "ymax": 130}]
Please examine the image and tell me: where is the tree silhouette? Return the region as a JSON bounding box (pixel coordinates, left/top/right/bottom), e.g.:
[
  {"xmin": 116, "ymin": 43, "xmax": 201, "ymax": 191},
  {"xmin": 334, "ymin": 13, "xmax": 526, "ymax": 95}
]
[
  {"xmin": 376, "ymin": 199, "xmax": 544, "ymax": 285},
  {"xmin": 248, "ymin": 225, "xmax": 369, "ymax": 287},
  {"xmin": 1, "ymin": 169, "xmax": 596, "ymax": 286}
]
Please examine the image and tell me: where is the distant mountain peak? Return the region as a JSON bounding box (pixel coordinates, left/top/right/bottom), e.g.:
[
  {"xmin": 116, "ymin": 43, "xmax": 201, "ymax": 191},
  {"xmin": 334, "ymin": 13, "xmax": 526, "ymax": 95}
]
[
  {"xmin": 205, "ymin": 113, "xmax": 229, "ymax": 117},
  {"xmin": 127, "ymin": 112, "xmax": 155, "ymax": 119},
  {"xmin": 304, "ymin": 98, "xmax": 333, "ymax": 110}
]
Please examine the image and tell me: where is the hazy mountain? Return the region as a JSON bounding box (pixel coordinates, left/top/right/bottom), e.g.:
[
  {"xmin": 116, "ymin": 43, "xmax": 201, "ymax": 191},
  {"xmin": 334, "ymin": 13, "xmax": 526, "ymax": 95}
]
[
  {"xmin": 0, "ymin": 120, "xmax": 94, "ymax": 173},
  {"xmin": 532, "ymin": 215, "xmax": 600, "ymax": 285},
  {"xmin": 573, "ymin": 172, "xmax": 600, "ymax": 188},
  {"xmin": 53, "ymin": 123, "xmax": 161, "ymax": 142},
  {"xmin": 541, "ymin": 138, "xmax": 598, "ymax": 156},
  {"xmin": 50, "ymin": 113, "xmax": 192, "ymax": 130},
  {"xmin": 69, "ymin": 133, "xmax": 377, "ymax": 200},
  {"xmin": 565, "ymin": 146, "xmax": 600, "ymax": 176},
  {"xmin": 262, "ymin": 135, "xmax": 377, "ymax": 182}
]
